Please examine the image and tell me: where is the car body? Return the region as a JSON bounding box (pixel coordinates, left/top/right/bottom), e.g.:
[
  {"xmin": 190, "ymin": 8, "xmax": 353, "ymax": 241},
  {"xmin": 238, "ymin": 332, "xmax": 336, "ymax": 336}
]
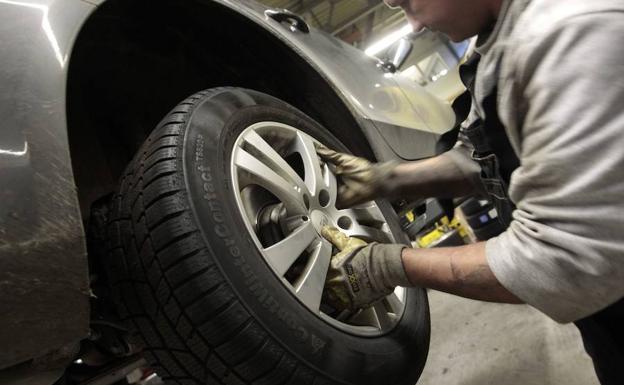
[{"xmin": 0, "ymin": 0, "xmax": 455, "ymax": 380}]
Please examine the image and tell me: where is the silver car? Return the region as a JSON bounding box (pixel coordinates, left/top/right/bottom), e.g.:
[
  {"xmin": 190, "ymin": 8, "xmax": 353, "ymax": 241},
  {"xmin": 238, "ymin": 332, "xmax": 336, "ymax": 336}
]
[{"xmin": 0, "ymin": 0, "xmax": 456, "ymax": 384}]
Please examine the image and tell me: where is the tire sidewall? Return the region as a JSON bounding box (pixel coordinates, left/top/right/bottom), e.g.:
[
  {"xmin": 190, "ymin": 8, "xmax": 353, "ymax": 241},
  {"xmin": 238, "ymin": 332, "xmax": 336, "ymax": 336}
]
[{"xmin": 181, "ymin": 88, "xmax": 429, "ymax": 385}]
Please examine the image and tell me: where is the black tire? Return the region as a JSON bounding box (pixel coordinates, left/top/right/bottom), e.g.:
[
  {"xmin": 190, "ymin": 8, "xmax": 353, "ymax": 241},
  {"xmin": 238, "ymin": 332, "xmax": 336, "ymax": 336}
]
[
  {"xmin": 472, "ymin": 220, "xmax": 504, "ymax": 241},
  {"xmin": 458, "ymin": 198, "xmax": 491, "ymax": 217},
  {"xmin": 106, "ymin": 88, "xmax": 430, "ymax": 385},
  {"xmin": 465, "ymin": 211, "xmax": 496, "ymax": 229}
]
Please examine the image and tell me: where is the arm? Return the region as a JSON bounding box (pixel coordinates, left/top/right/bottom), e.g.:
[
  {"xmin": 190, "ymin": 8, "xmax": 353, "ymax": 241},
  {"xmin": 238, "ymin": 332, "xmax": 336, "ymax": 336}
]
[
  {"xmin": 401, "ymin": 242, "xmax": 522, "ymax": 303},
  {"xmin": 388, "ymin": 147, "xmax": 483, "ymax": 201},
  {"xmin": 319, "ymin": 226, "xmax": 521, "ymax": 312},
  {"xmin": 316, "ymin": 140, "xmax": 483, "ymax": 208}
]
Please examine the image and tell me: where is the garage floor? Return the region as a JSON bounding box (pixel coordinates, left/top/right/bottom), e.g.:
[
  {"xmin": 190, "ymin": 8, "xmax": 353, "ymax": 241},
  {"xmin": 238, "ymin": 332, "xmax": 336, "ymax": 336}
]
[{"xmin": 416, "ymin": 291, "xmax": 600, "ymax": 385}]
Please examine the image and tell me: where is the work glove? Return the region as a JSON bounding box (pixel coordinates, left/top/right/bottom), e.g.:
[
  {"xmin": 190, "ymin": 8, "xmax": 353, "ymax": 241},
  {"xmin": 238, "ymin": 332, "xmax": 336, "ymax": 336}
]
[
  {"xmin": 321, "ymin": 226, "xmax": 410, "ymax": 312},
  {"xmin": 315, "ymin": 144, "xmax": 399, "ymax": 208}
]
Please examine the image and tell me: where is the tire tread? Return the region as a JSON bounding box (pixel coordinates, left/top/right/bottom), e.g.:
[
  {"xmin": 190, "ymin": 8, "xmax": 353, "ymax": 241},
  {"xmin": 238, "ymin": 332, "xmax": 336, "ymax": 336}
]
[{"xmin": 107, "ymin": 88, "xmax": 330, "ymax": 384}]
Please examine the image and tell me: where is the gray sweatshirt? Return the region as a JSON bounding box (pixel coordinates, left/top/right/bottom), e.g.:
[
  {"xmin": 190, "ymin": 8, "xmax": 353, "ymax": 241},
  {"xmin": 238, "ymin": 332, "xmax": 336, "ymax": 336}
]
[{"xmin": 446, "ymin": 0, "xmax": 624, "ymax": 323}]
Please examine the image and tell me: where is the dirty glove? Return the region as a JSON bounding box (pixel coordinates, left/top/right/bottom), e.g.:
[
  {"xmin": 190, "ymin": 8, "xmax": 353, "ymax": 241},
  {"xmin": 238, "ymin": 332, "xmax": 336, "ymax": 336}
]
[
  {"xmin": 321, "ymin": 226, "xmax": 410, "ymax": 312},
  {"xmin": 315, "ymin": 144, "xmax": 399, "ymax": 208}
]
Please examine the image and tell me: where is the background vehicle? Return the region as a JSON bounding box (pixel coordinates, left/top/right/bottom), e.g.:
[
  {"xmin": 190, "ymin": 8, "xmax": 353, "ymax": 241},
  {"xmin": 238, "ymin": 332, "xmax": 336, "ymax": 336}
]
[{"xmin": 0, "ymin": 0, "xmax": 456, "ymax": 384}]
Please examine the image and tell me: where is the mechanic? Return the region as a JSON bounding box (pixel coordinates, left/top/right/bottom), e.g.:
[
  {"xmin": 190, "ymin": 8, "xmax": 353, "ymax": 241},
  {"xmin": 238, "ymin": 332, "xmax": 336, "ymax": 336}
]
[{"xmin": 316, "ymin": 0, "xmax": 624, "ymax": 383}]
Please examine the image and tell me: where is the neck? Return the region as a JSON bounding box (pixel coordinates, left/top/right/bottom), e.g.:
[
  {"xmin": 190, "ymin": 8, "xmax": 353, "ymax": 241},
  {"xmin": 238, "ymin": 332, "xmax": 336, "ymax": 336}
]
[
  {"xmin": 489, "ymin": 0, "xmax": 505, "ymax": 20},
  {"xmin": 479, "ymin": 0, "xmax": 504, "ymax": 36}
]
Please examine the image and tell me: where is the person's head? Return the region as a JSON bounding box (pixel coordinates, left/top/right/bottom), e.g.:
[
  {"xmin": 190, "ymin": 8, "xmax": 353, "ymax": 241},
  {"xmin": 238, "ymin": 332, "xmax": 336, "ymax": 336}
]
[{"xmin": 384, "ymin": 0, "xmax": 503, "ymax": 41}]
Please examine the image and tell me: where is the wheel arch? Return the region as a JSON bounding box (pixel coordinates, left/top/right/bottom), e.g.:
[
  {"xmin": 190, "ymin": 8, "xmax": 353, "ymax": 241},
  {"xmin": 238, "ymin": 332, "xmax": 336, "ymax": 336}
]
[{"xmin": 66, "ymin": 0, "xmax": 375, "ymax": 219}]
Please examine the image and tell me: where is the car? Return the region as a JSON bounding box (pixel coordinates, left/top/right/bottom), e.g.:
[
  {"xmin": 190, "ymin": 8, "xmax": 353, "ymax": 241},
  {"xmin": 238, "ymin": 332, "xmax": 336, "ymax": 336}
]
[{"xmin": 0, "ymin": 0, "xmax": 457, "ymax": 384}]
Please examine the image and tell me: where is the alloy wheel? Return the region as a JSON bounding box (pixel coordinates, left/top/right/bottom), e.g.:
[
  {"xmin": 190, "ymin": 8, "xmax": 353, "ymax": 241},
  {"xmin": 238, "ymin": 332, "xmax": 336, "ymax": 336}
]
[{"xmin": 231, "ymin": 121, "xmax": 406, "ymax": 335}]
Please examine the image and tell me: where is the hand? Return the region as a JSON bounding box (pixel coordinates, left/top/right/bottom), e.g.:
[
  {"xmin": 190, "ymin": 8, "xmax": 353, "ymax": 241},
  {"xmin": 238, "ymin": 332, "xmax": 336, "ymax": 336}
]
[
  {"xmin": 315, "ymin": 144, "xmax": 399, "ymax": 208},
  {"xmin": 321, "ymin": 226, "xmax": 410, "ymax": 312}
]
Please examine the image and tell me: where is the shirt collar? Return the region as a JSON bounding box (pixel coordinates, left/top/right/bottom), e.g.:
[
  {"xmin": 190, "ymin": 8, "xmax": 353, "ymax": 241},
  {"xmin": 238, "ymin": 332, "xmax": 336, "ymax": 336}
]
[{"xmin": 475, "ymin": 0, "xmax": 513, "ymax": 56}]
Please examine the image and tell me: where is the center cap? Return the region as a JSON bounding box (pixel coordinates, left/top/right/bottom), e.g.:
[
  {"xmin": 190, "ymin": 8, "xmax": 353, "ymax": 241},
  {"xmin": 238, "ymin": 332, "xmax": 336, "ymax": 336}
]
[{"xmin": 310, "ymin": 210, "xmax": 331, "ymax": 233}]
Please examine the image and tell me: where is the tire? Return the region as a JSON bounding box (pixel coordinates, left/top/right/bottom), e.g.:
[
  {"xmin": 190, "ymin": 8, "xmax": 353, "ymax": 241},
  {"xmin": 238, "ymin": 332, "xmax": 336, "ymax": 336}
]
[
  {"xmin": 465, "ymin": 211, "xmax": 496, "ymax": 229},
  {"xmin": 105, "ymin": 88, "xmax": 430, "ymax": 385},
  {"xmin": 458, "ymin": 198, "xmax": 490, "ymax": 217},
  {"xmin": 472, "ymin": 220, "xmax": 504, "ymax": 241}
]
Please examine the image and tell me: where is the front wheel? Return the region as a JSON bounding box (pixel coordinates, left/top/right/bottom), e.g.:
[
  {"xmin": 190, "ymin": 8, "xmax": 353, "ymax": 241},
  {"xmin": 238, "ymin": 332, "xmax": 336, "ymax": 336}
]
[{"xmin": 106, "ymin": 88, "xmax": 430, "ymax": 385}]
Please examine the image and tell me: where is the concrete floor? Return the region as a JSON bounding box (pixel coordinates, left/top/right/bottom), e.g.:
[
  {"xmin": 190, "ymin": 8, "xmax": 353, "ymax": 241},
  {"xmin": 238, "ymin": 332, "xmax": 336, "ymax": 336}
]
[{"xmin": 417, "ymin": 291, "xmax": 600, "ymax": 385}]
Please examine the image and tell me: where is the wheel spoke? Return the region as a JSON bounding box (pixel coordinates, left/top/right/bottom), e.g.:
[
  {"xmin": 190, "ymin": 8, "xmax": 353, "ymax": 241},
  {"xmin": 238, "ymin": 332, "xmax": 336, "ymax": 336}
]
[
  {"xmin": 347, "ymin": 223, "xmax": 393, "ymax": 243},
  {"xmin": 264, "ymin": 221, "xmax": 318, "ymax": 276},
  {"xmin": 295, "ymin": 133, "xmax": 325, "ymax": 196},
  {"xmin": 347, "ymin": 204, "xmax": 387, "ymax": 225},
  {"xmin": 373, "ymin": 302, "xmax": 396, "ymax": 330},
  {"xmin": 323, "ymin": 162, "xmax": 338, "ymax": 204},
  {"xmin": 243, "ymin": 131, "xmax": 308, "ymax": 195},
  {"xmin": 384, "ymin": 292, "xmax": 404, "ymax": 314},
  {"xmin": 346, "ymin": 307, "xmax": 377, "ymax": 326},
  {"xmin": 234, "ymin": 148, "xmax": 306, "ymax": 214},
  {"xmin": 295, "ymin": 240, "xmax": 332, "ymax": 312},
  {"xmin": 342, "ymin": 204, "xmax": 393, "ymax": 243}
]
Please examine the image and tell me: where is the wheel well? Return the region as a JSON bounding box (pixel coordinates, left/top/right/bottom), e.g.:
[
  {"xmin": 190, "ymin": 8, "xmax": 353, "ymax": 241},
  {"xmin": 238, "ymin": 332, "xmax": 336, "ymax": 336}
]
[{"xmin": 66, "ymin": 0, "xmax": 373, "ymax": 219}]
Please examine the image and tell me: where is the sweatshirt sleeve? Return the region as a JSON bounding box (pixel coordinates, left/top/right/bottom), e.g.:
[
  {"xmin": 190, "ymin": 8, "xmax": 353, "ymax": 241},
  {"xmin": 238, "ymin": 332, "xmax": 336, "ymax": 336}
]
[
  {"xmin": 440, "ymin": 136, "xmax": 486, "ymax": 197},
  {"xmin": 486, "ymin": 13, "xmax": 624, "ymax": 323}
]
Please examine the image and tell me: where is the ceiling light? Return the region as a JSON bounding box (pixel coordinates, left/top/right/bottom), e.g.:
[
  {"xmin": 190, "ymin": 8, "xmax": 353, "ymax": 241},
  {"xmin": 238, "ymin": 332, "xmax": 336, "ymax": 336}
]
[{"xmin": 365, "ymin": 24, "xmax": 413, "ymax": 57}]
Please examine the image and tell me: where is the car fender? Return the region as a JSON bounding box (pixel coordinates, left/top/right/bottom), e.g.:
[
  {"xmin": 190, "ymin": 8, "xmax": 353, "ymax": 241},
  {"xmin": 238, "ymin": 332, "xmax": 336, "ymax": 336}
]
[
  {"xmin": 213, "ymin": 0, "xmax": 456, "ymax": 158},
  {"xmin": 0, "ymin": 0, "xmax": 94, "ymax": 370},
  {"xmin": 80, "ymin": 0, "xmax": 456, "ymax": 159}
]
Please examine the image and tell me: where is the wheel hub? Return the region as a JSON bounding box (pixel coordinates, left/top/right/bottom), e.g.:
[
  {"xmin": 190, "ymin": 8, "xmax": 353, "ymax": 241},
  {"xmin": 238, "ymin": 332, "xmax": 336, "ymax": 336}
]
[
  {"xmin": 309, "ymin": 210, "xmax": 332, "ymax": 234},
  {"xmin": 256, "ymin": 203, "xmax": 287, "ymax": 247}
]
